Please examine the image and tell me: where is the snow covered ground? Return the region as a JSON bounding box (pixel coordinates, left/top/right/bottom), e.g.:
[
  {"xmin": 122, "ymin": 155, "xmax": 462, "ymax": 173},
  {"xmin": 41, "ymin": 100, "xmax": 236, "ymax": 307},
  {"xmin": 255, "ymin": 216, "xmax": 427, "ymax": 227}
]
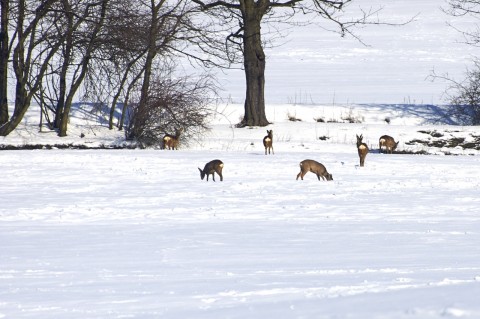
[{"xmin": 2, "ymin": 1, "xmax": 480, "ymax": 318}]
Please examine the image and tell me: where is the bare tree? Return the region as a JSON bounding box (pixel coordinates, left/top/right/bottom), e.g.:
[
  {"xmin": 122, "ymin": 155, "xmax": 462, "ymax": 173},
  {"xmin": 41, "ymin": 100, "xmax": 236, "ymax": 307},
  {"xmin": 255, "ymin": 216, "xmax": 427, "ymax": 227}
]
[
  {"xmin": 0, "ymin": 0, "xmax": 108, "ymax": 136},
  {"xmin": 126, "ymin": 62, "xmax": 215, "ymax": 147},
  {"xmin": 444, "ymin": 0, "xmax": 480, "ymax": 46},
  {"xmin": 433, "ymin": 61, "xmax": 480, "ymax": 125},
  {"xmin": 129, "ymin": 0, "xmax": 223, "ymax": 140},
  {"xmin": 79, "ymin": 0, "xmax": 149, "ymax": 131},
  {"xmin": 83, "ymin": 0, "xmax": 224, "ymax": 142},
  {"xmin": 44, "ymin": 0, "xmax": 109, "ymax": 136},
  {"xmin": 191, "ymin": 0, "xmax": 388, "ymax": 127},
  {"xmin": 0, "ymin": 0, "xmax": 60, "ymax": 136},
  {"xmin": 0, "ymin": 0, "xmax": 222, "ymax": 139}
]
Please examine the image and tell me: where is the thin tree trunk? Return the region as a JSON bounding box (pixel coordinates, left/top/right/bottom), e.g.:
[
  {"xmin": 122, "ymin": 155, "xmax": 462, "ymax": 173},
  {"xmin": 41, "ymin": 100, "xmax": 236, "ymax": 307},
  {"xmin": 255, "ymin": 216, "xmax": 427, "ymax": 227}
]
[
  {"xmin": 0, "ymin": 0, "xmax": 9, "ymax": 125},
  {"xmin": 54, "ymin": 0, "xmax": 74, "ymax": 130},
  {"xmin": 1, "ymin": 0, "xmax": 28, "ymax": 136},
  {"xmin": 110, "ymin": 60, "xmax": 144, "ymax": 130}
]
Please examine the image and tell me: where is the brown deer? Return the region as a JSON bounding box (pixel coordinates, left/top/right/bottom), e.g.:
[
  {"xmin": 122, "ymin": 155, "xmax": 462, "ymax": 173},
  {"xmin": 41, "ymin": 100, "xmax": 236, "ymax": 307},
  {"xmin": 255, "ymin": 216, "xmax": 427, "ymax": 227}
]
[
  {"xmin": 356, "ymin": 134, "xmax": 369, "ymax": 167},
  {"xmin": 296, "ymin": 159, "xmax": 333, "ymax": 181},
  {"xmin": 198, "ymin": 159, "xmax": 224, "ymax": 182},
  {"xmin": 379, "ymin": 135, "xmax": 399, "ymax": 154},
  {"xmin": 263, "ymin": 130, "xmax": 274, "ymax": 155},
  {"xmin": 163, "ymin": 128, "xmax": 183, "ymax": 150}
]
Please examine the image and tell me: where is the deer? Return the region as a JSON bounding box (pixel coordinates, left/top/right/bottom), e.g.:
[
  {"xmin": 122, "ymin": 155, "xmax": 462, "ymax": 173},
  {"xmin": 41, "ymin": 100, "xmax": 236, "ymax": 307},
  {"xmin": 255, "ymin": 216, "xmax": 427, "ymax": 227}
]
[
  {"xmin": 198, "ymin": 159, "xmax": 224, "ymax": 182},
  {"xmin": 263, "ymin": 130, "xmax": 274, "ymax": 155},
  {"xmin": 379, "ymin": 135, "xmax": 399, "ymax": 154},
  {"xmin": 296, "ymin": 159, "xmax": 333, "ymax": 181},
  {"xmin": 356, "ymin": 134, "xmax": 369, "ymax": 167},
  {"xmin": 163, "ymin": 128, "xmax": 183, "ymax": 150}
]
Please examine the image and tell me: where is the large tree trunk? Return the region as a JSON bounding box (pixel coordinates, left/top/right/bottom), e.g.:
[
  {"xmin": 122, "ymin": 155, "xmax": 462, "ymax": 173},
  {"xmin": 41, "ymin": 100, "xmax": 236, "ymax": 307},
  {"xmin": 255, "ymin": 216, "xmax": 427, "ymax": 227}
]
[{"xmin": 237, "ymin": 1, "xmax": 270, "ymax": 127}]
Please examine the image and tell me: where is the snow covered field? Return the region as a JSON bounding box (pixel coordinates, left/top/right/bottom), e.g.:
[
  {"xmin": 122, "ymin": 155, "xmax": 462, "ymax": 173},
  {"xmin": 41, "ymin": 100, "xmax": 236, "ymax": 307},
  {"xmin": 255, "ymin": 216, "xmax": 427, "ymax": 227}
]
[
  {"xmin": 2, "ymin": 0, "xmax": 480, "ymax": 318},
  {"xmin": 2, "ymin": 101, "xmax": 480, "ymax": 319}
]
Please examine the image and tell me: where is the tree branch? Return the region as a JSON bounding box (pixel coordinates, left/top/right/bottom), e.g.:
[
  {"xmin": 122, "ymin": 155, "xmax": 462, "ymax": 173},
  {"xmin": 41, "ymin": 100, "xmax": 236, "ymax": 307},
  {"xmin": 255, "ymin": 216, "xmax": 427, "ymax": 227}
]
[{"xmin": 190, "ymin": 0, "xmax": 240, "ymax": 10}]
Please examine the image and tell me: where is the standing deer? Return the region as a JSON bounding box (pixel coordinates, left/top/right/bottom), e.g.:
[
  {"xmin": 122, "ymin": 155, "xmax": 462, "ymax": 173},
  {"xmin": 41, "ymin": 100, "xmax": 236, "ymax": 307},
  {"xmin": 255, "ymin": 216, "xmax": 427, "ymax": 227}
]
[
  {"xmin": 163, "ymin": 128, "xmax": 183, "ymax": 150},
  {"xmin": 263, "ymin": 130, "xmax": 274, "ymax": 155},
  {"xmin": 379, "ymin": 135, "xmax": 399, "ymax": 154},
  {"xmin": 296, "ymin": 159, "xmax": 333, "ymax": 181},
  {"xmin": 198, "ymin": 159, "xmax": 224, "ymax": 182},
  {"xmin": 356, "ymin": 134, "xmax": 369, "ymax": 167}
]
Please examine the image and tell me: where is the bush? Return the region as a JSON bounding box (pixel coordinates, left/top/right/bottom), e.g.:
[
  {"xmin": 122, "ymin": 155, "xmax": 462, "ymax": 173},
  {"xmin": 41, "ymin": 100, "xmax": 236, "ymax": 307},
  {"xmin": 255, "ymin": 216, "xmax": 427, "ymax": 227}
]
[
  {"xmin": 438, "ymin": 61, "xmax": 480, "ymax": 125},
  {"xmin": 127, "ymin": 73, "xmax": 215, "ymax": 147}
]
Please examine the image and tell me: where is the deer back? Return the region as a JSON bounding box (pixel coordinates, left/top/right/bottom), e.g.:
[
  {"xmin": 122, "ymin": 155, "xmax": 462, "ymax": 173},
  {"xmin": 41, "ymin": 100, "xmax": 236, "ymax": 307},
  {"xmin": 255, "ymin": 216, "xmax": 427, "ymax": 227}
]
[
  {"xmin": 263, "ymin": 130, "xmax": 274, "ymax": 155},
  {"xmin": 379, "ymin": 135, "xmax": 398, "ymax": 153},
  {"xmin": 297, "ymin": 159, "xmax": 333, "ymax": 181},
  {"xmin": 163, "ymin": 128, "xmax": 183, "ymax": 150},
  {"xmin": 199, "ymin": 159, "xmax": 224, "ymax": 181},
  {"xmin": 356, "ymin": 134, "xmax": 369, "ymax": 167},
  {"xmin": 263, "ymin": 130, "xmax": 273, "ymax": 146},
  {"xmin": 204, "ymin": 159, "xmax": 223, "ymax": 173}
]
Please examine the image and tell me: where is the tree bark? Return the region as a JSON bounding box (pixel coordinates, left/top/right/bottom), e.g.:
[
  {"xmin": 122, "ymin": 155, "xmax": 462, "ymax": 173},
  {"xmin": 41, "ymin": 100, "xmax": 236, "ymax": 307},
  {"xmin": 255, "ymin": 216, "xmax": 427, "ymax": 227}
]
[
  {"xmin": 0, "ymin": 0, "xmax": 9, "ymax": 125},
  {"xmin": 237, "ymin": 0, "xmax": 270, "ymax": 127}
]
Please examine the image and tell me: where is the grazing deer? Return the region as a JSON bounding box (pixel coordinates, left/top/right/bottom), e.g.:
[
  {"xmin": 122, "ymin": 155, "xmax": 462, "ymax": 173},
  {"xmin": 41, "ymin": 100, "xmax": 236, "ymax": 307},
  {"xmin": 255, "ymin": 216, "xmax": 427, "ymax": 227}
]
[
  {"xmin": 379, "ymin": 135, "xmax": 399, "ymax": 154},
  {"xmin": 356, "ymin": 134, "xmax": 369, "ymax": 167},
  {"xmin": 163, "ymin": 128, "xmax": 183, "ymax": 150},
  {"xmin": 296, "ymin": 159, "xmax": 333, "ymax": 181},
  {"xmin": 198, "ymin": 159, "xmax": 224, "ymax": 182},
  {"xmin": 263, "ymin": 130, "xmax": 274, "ymax": 155}
]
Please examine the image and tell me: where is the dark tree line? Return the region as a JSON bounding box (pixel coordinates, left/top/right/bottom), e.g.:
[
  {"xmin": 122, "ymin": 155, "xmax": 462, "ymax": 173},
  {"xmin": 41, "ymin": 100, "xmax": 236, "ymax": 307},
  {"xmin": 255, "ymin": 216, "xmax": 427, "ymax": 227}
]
[{"xmin": 0, "ymin": 0, "xmax": 221, "ymax": 143}]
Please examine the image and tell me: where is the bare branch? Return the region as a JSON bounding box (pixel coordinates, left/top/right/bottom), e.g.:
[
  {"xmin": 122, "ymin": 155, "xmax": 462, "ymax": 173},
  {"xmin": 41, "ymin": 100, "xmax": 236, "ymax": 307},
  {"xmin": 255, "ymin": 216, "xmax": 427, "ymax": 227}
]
[{"xmin": 190, "ymin": 0, "xmax": 240, "ymax": 10}]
